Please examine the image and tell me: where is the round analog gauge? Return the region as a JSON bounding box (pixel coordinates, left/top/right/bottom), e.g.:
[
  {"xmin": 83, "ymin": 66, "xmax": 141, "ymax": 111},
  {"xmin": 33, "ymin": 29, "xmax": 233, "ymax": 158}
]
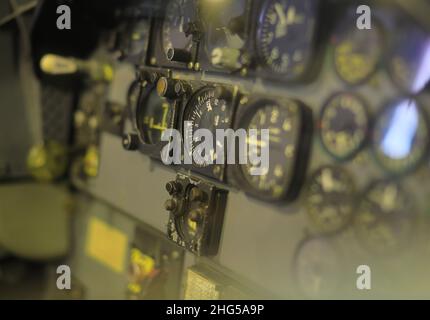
[
  {"xmin": 332, "ymin": 10, "xmax": 383, "ymax": 85},
  {"xmin": 162, "ymin": 0, "xmax": 196, "ymax": 57},
  {"xmin": 320, "ymin": 93, "xmax": 369, "ymax": 160},
  {"xmin": 373, "ymin": 99, "xmax": 429, "ymax": 175},
  {"xmin": 136, "ymin": 87, "xmax": 174, "ymax": 145},
  {"xmin": 256, "ymin": 0, "xmax": 318, "ymax": 77},
  {"xmin": 388, "ymin": 22, "xmax": 430, "ymax": 94},
  {"xmin": 240, "ymin": 100, "xmax": 302, "ymax": 200},
  {"xmin": 200, "ymin": 0, "xmax": 248, "ymax": 66},
  {"xmin": 293, "ymin": 238, "xmax": 342, "ymax": 299},
  {"xmin": 182, "ymin": 87, "xmax": 232, "ymax": 167},
  {"xmin": 354, "ymin": 181, "xmax": 416, "ymax": 255},
  {"xmin": 305, "ymin": 166, "xmax": 356, "ymax": 234}
]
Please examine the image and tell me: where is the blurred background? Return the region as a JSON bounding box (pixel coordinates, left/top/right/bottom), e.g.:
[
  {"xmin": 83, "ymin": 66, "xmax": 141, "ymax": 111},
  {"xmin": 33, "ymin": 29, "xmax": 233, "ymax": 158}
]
[{"xmin": 0, "ymin": 0, "xmax": 430, "ymax": 299}]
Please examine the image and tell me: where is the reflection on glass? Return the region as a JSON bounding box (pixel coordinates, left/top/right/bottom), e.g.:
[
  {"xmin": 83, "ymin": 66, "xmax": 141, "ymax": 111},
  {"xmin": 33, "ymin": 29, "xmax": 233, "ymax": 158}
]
[
  {"xmin": 381, "ymin": 100, "xmax": 419, "ymax": 160},
  {"xmin": 412, "ymin": 40, "xmax": 430, "ymax": 93}
]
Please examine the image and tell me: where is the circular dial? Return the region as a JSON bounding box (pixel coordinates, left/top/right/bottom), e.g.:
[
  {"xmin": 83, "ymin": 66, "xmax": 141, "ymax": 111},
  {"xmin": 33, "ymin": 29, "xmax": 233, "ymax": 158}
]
[
  {"xmin": 240, "ymin": 100, "xmax": 301, "ymax": 200},
  {"xmin": 373, "ymin": 99, "xmax": 429, "ymax": 174},
  {"xmin": 200, "ymin": 0, "xmax": 247, "ymax": 64},
  {"xmin": 256, "ymin": 0, "xmax": 318, "ymax": 77},
  {"xmin": 388, "ymin": 22, "xmax": 430, "ymax": 94},
  {"xmin": 162, "ymin": 0, "xmax": 196, "ymax": 56},
  {"xmin": 332, "ymin": 10, "xmax": 383, "ymax": 85},
  {"xmin": 305, "ymin": 166, "xmax": 356, "ymax": 234},
  {"xmin": 183, "ymin": 87, "xmax": 232, "ymax": 167},
  {"xmin": 320, "ymin": 93, "xmax": 369, "ymax": 160},
  {"xmin": 354, "ymin": 181, "xmax": 416, "ymax": 255},
  {"xmin": 293, "ymin": 238, "xmax": 342, "ymax": 299},
  {"xmin": 136, "ymin": 87, "xmax": 173, "ymax": 145}
]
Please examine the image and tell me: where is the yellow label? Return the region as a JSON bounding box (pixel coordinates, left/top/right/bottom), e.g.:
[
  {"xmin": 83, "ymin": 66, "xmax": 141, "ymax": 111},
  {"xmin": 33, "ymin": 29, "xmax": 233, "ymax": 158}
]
[
  {"xmin": 184, "ymin": 269, "xmax": 220, "ymax": 300},
  {"xmin": 86, "ymin": 217, "xmax": 128, "ymax": 273}
]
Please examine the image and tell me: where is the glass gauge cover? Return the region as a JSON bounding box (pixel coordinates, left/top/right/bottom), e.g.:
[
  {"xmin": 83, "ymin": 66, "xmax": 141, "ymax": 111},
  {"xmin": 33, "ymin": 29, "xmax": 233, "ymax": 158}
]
[
  {"xmin": 305, "ymin": 166, "xmax": 356, "ymax": 234},
  {"xmin": 136, "ymin": 87, "xmax": 173, "ymax": 145},
  {"xmin": 256, "ymin": 0, "xmax": 318, "ymax": 78},
  {"xmin": 182, "ymin": 87, "xmax": 232, "ymax": 167},
  {"xmin": 388, "ymin": 22, "xmax": 430, "ymax": 94},
  {"xmin": 293, "ymin": 238, "xmax": 342, "ymax": 299},
  {"xmin": 332, "ymin": 9, "xmax": 383, "ymax": 85},
  {"xmin": 200, "ymin": 0, "xmax": 248, "ymax": 64},
  {"xmin": 240, "ymin": 99, "xmax": 303, "ymax": 200},
  {"xmin": 354, "ymin": 181, "xmax": 417, "ymax": 255},
  {"xmin": 162, "ymin": 0, "xmax": 196, "ymax": 56},
  {"xmin": 373, "ymin": 99, "xmax": 429, "ymax": 175},
  {"xmin": 320, "ymin": 93, "xmax": 369, "ymax": 160}
]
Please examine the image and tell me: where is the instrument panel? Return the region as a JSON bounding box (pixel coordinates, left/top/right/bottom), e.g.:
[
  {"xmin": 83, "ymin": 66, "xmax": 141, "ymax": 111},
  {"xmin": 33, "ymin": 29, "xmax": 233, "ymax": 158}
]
[{"xmin": 23, "ymin": 0, "xmax": 430, "ymax": 299}]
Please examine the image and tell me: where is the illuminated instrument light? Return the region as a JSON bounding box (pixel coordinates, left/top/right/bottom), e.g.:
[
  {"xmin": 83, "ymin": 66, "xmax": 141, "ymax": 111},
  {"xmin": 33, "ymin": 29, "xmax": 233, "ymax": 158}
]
[
  {"xmin": 412, "ymin": 40, "xmax": 430, "ymax": 93},
  {"xmin": 381, "ymin": 100, "xmax": 419, "ymax": 160}
]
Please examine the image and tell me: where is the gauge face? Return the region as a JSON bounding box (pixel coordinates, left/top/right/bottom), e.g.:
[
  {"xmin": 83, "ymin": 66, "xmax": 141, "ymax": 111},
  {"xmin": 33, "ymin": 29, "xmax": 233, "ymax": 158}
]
[
  {"xmin": 354, "ymin": 181, "xmax": 416, "ymax": 255},
  {"xmin": 293, "ymin": 238, "xmax": 341, "ymax": 299},
  {"xmin": 373, "ymin": 99, "xmax": 429, "ymax": 174},
  {"xmin": 136, "ymin": 87, "xmax": 173, "ymax": 145},
  {"xmin": 332, "ymin": 10, "xmax": 383, "ymax": 85},
  {"xmin": 256, "ymin": 0, "xmax": 318, "ymax": 77},
  {"xmin": 306, "ymin": 166, "xmax": 356, "ymax": 234},
  {"xmin": 320, "ymin": 93, "xmax": 369, "ymax": 160},
  {"xmin": 240, "ymin": 100, "xmax": 302, "ymax": 200},
  {"xmin": 183, "ymin": 87, "xmax": 232, "ymax": 167},
  {"xmin": 200, "ymin": 0, "xmax": 248, "ymax": 64},
  {"xmin": 388, "ymin": 22, "xmax": 430, "ymax": 94},
  {"xmin": 162, "ymin": 0, "xmax": 196, "ymax": 56}
]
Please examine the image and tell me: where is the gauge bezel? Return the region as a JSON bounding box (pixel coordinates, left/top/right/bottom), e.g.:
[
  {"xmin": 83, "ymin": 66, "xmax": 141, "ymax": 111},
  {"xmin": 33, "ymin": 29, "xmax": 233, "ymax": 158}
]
[
  {"xmin": 371, "ymin": 98, "xmax": 430, "ymax": 176},
  {"xmin": 318, "ymin": 92, "xmax": 370, "ymax": 161}
]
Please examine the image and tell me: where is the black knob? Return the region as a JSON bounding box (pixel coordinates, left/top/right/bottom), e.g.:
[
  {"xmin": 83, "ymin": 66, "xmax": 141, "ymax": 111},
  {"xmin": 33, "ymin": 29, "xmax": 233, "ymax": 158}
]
[
  {"xmin": 122, "ymin": 134, "xmax": 139, "ymax": 151},
  {"xmin": 166, "ymin": 48, "xmax": 192, "ymax": 63}
]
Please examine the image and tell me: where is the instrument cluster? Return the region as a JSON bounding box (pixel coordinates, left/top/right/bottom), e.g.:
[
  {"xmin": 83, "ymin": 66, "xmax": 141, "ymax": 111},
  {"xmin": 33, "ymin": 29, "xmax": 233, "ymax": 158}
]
[{"xmin": 58, "ymin": 0, "xmax": 430, "ymax": 298}]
